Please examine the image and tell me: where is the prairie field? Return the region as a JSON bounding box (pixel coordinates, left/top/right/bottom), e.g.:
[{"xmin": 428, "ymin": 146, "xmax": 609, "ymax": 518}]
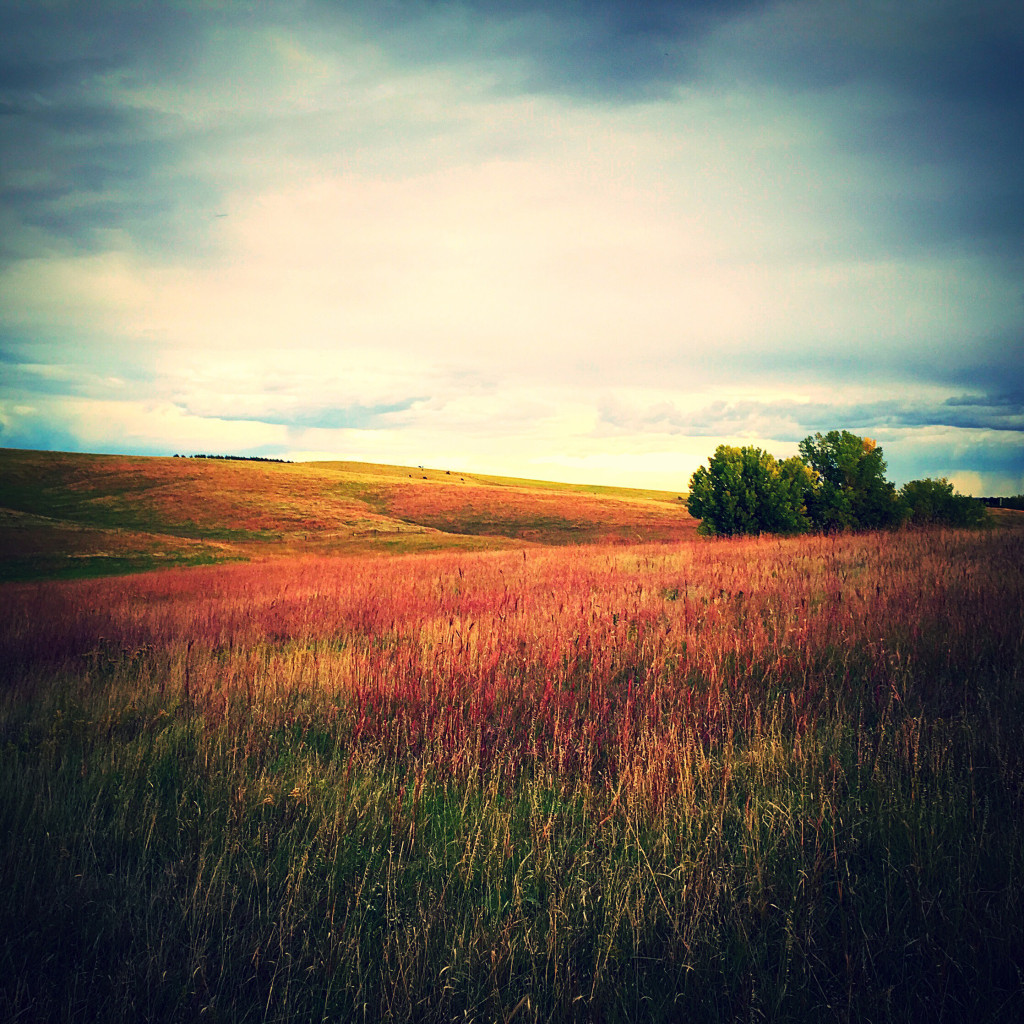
[{"xmin": 1, "ymin": 453, "xmax": 1023, "ymax": 1022}]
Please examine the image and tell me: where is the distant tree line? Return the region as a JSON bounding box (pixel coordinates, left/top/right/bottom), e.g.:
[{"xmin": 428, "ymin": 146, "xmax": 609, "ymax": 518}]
[
  {"xmin": 687, "ymin": 430, "xmax": 988, "ymax": 536},
  {"xmin": 979, "ymin": 495, "xmax": 1024, "ymax": 510},
  {"xmin": 173, "ymin": 454, "xmax": 292, "ymax": 463}
]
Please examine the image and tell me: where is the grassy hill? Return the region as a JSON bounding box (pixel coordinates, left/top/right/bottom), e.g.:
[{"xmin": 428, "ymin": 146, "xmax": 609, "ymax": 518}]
[{"xmin": 0, "ymin": 448, "xmax": 696, "ymax": 581}]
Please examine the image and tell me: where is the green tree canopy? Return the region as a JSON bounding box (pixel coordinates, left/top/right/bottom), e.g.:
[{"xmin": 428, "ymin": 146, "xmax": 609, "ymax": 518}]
[
  {"xmin": 686, "ymin": 445, "xmax": 815, "ymax": 536},
  {"xmin": 798, "ymin": 430, "xmax": 902, "ymax": 531},
  {"xmin": 688, "ymin": 432, "xmax": 987, "ymax": 537},
  {"xmin": 900, "ymin": 477, "xmax": 986, "ymax": 527}
]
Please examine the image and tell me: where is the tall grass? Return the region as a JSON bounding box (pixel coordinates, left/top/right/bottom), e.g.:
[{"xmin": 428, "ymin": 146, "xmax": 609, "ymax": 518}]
[{"xmin": 2, "ymin": 527, "xmax": 1023, "ymax": 1021}]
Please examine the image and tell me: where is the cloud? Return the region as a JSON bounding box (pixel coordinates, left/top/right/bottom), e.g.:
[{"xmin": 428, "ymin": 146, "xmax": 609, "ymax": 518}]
[
  {"xmin": 1, "ymin": 0, "xmax": 1022, "ymax": 493},
  {"xmin": 335, "ymin": 0, "xmax": 769, "ymax": 101},
  {"xmin": 0, "ymin": 394, "xmax": 288, "ymax": 458},
  {"xmin": 599, "ymin": 388, "xmax": 1024, "ymax": 442},
  {"xmin": 883, "ymin": 427, "xmax": 1024, "ymax": 495},
  {"xmin": 175, "ymin": 398, "xmax": 425, "ymax": 432},
  {"xmin": 701, "ymin": 1, "xmax": 1024, "ymax": 260}
]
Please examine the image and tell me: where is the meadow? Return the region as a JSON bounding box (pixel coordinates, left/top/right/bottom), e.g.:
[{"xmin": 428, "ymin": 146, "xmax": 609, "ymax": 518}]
[
  {"xmin": 1, "ymin": 452, "xmax": 1023, "ymax": 1021},
  {"xmin": 0, "ymin": 449, "xmax": 694, "ymax": 581}
]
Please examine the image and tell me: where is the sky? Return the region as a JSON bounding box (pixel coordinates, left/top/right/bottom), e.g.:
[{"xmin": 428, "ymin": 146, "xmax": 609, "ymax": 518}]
[{"xmin": 1, "ymin": 0, "xmax": 1022, "ymax": 495}]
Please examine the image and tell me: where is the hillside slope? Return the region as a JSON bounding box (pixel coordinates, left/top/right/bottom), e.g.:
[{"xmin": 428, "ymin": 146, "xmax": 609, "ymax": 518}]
[{"xmin": 0, "ymin": 449, "xmax": 696, "ymax": 581}]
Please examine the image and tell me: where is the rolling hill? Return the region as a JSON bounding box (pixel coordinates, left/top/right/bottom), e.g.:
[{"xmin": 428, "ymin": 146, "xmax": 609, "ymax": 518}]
[{"xmin": 0, "ymin": 448, "xmax": 696, "ymax": 581}]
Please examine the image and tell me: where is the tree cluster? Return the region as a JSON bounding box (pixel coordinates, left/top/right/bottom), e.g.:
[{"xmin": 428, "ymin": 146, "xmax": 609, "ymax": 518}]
[
  {"xmin": 174, "ymin": 454, "xmax": 292, "ymax": 463},
  {"xmin": 687, "ymin": 430, "xmax": 985, "ymax": 536},
  {"xmin": 979, "ymin": 494, "xmax": 1024, "ymax": 510},
  {"xmin": 900, "ymin": 477, "xmax": 986, "ymax": 527}
]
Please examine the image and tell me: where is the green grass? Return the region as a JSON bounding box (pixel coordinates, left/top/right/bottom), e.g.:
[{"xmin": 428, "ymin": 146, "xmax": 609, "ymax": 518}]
[
  {"xmin": 0, "ymin": 551, "xmax": 238, "ymax": 583},
  {"xmin": 0, "ymin": 449, "xmax": 280, "ymax": 541},
  {"xmin": 398, "ymin": 510, "xmax": 601, "ymax": 543},
  {"xmin": 3, "ymin": 685, "xmax": 1021, "ymax": 1022}
]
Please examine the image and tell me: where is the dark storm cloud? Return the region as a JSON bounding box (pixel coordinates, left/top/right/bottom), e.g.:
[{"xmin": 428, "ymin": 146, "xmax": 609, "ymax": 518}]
[
  {"xmin": 0, "ymin": 418, "xmax": 90, "ymax": 456},
  {"xmin": 0, "ymin": 2, "xmax": 237, "ymax": 263},
  {"xmin": 722, "ymin": 326, "xmax": 1024, "ymax": 419},
  {"xmin": 716, "ymin": 2, "xmax": 1024, "ymax": 259},
  {"xmin": 340, "ymin": 0, "xmax": 769, "ymax": 99},
  {"xmin": 880, "ymin": 426, "xmax": 1024, "ymax": 490},
  {"xmin": 339, "ymin": 1, "xmax": 1024, "ymax": 271},
  {"xmin": 1, "ymin": 102, "xmax": 214, "ymax": 256},
  {"xmin": 5, "ymin": 0, "xmax": 1022, "ymax": 264},
  {"xmin": 3, "ymin": 0, "xmax": 771, "ymax": 266},
  {"xmin": 0, "ymin": 1, "xmax": 225, "ymax": 79}
]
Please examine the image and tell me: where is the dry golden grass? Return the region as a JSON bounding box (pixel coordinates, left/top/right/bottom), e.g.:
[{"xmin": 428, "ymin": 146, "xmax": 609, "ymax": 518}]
[{"xmin": 366, "ymin": 478, "xmax": 696, "ymax": 544}]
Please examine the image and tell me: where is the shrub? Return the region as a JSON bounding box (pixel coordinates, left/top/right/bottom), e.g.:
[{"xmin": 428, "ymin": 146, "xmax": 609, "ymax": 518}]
[{"xmin": 900, "ymin": 477, "xmax": 987, "ymax": 527}]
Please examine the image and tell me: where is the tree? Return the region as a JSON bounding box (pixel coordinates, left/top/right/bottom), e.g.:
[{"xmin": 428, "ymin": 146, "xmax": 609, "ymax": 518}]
[
  {"xmin": 798, "ymin": 431, "xmax": 902, "ymax": 531},
  {"xmin": 687, "ymin": 445, "xmax": 815, "ymax": 536},
  {"xmin": 900, "ymin": 478, "xmax": 986, "ymax": 527}
]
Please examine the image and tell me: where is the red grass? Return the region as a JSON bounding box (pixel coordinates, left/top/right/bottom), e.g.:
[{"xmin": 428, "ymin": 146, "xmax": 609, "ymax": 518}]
[{"xmin": 5, "ymin": 526, "xmax": 1020, "ymax": 795}]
